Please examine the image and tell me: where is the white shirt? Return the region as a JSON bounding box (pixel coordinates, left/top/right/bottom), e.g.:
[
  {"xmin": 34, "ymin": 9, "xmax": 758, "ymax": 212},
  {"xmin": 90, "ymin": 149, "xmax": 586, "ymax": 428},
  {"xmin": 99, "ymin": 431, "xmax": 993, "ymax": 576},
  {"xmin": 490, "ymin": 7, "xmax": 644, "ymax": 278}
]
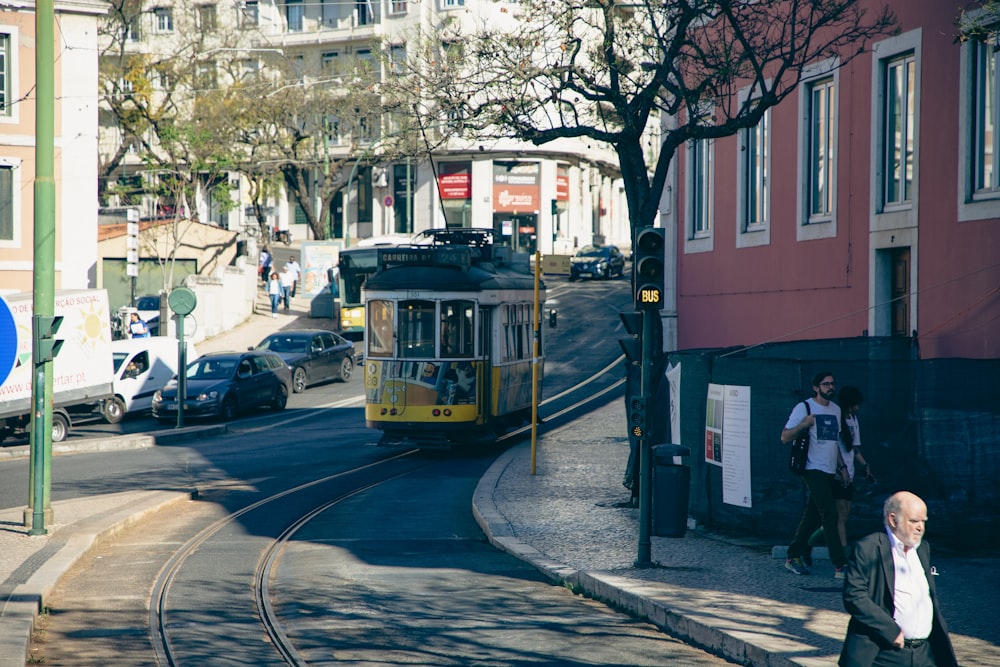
[
  {"xmin": 887, "ymin": 528, "xmax": 934, "ymax": 640},
  {"xmin": 280, "ymin": 270, "xmax": 295, "ymax": 288},
  {"xmin": 785, "ymin": 398, "xmax": 841, "ymax": 474},
  {"xmin": 839, "ymin": 414, "xmax": 861, "ymax": 480},
  {"xmin": 284, "ymin": 260, "xmax": 301, "ymax": 280}
]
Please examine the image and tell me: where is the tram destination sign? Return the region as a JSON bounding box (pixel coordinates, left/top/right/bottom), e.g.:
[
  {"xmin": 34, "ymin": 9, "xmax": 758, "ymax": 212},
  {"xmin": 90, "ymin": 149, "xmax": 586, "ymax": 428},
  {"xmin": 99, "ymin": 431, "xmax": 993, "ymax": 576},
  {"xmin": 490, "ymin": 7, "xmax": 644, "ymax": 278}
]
[{"xmin": 378, "ymin": 247, "xmax": 472, "ymax": 271}]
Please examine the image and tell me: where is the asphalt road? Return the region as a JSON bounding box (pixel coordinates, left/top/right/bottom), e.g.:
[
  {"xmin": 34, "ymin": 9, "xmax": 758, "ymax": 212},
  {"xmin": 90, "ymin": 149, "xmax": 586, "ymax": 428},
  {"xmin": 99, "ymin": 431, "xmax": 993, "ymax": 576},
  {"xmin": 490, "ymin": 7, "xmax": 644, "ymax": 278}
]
[{"xmin": 15, "ymin": 277, "xmax": 740, "ymax": 666}]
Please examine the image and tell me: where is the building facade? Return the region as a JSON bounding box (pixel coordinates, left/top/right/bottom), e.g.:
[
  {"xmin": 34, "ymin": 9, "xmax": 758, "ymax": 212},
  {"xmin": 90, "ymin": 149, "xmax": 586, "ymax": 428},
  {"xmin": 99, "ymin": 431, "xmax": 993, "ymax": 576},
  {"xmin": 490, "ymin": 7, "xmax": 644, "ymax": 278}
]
[
  {"xmin": 99, "ymin": 1, "xmax": 633, "ymax": 256},
  {"xmin": 664, "ymin": 0, "xmax": 999, "ymax": 361},
  {"xmin": 0, "ymin": 1, "xmax": 106, "ymax": 292}
]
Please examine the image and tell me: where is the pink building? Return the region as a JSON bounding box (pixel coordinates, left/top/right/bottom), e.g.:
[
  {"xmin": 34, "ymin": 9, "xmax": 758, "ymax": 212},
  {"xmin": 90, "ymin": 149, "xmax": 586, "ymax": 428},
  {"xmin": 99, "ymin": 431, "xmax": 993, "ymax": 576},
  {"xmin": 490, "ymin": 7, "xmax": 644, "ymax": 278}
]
[{"xmin": 671, "ymin": 0, "xmax": 998, "ymax": 361}]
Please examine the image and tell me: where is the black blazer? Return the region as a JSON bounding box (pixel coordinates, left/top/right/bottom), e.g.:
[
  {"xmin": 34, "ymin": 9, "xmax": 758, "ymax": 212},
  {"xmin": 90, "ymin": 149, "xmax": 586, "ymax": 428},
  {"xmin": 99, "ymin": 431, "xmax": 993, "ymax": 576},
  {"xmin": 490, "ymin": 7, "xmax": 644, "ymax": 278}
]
[{"xmin": 839, "ymin": 531, "xmax": 957, "ymax": 667}]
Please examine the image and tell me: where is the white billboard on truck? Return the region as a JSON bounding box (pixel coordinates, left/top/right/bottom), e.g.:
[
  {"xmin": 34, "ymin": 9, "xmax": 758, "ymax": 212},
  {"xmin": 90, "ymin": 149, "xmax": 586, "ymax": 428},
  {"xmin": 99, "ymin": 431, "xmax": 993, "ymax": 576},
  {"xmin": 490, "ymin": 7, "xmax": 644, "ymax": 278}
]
[{"xmin": 0, "ymin": 289, "xmax": 115, "ymax": 443}]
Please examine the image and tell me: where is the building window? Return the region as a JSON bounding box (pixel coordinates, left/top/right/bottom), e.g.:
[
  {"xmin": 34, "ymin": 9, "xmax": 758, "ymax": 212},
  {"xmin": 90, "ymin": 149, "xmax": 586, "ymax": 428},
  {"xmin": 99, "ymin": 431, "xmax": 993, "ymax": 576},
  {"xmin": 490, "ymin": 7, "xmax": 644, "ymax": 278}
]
[
  {"xmin": 691, "ymin": 139, "xmax": 712, "ymax": 238},
  {"xmin": 882, "ymin": 53, "xmax": 915, "ymax": 207},
  {"xmin": 390, "ymin": 0, "xmax": 407, "ymax": 14},
  {"xmin": 356, "ymin": 0, "xmax": 373, "ymax": 26},
  {"xmin": 241, "ymin": 1, "xmax": 259, "ymax": 28},
  {"xmin": 0, "ymin": 34, "xmax": 9, "ymax": 118},
  {"xmin": 807, "ymin": 78, "xmax": 836, "ymax": 220},
  {"xmin": 197, "ymin": 5, "xmax": 217, "ymax": 32},
  {"xmin": 972, "ymin": 39, "xmax": 1000, "ymax": 195},
  {"xmin": 442, "ymin": 0, "xmax": 465, "ymax": 7},
  {"xmin": 389, "ymin": 44, "xmax": 406, "ymax": 75},
  {"xmin": 0, "ymin": 164, "xmax": 12, "ymax": 240},
  {"xmin": 286, "ymin": 0, "xmax": 304, "ymax": 32},
  {"xmin": 321, "ymin": 0, "xmax": 336, "ymax": 27},
  {"xmin": 322, "ymin": 51, "xmax": 340, "ymax": 74},
  {"xmin": 741, "ymin": 108, "xmax": 770, "ymax": 231},
  {"xmin": 153, "ymin": 8, "xmax": 174, "ymax": 33},
  {"xmin": 124, "ymin": 16, "xmax": 141, "ymax": 42}
]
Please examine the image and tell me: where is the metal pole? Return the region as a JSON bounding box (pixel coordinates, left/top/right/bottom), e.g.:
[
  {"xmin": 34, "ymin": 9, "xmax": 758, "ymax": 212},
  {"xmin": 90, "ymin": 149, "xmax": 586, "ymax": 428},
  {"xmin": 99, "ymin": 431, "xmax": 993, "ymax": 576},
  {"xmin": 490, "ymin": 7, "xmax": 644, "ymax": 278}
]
[
  {"xmin": 27, "ymin": 0, "xmax": 56, "ymax": 534},
  {"xmin": 530, "ymin": 251, "xmax": 541, "ymax": 475},
  {"xmin": 176, "ymin": 315, "xmax": 186, "ymax": 428},
  {"xmin": 635, "ymin": 309, "xmax": 655, "ymax": 566}
]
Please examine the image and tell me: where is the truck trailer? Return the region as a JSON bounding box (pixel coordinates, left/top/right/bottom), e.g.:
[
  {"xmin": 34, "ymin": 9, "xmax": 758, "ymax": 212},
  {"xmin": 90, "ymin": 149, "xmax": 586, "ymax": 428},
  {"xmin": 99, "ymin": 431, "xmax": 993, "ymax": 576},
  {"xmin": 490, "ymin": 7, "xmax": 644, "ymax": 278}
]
[{"xmin": 0, "ymin": 289, "xmax": 116, "ymax": 444}]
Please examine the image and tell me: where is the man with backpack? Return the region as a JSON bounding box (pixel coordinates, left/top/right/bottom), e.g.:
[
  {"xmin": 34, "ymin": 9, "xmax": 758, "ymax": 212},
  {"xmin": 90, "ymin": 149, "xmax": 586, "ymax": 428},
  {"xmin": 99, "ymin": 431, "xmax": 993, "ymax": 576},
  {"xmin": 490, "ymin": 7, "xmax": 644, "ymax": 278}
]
[{"xmin": 781, "ymin": 371, "xmax": 848, "ymax": 578}]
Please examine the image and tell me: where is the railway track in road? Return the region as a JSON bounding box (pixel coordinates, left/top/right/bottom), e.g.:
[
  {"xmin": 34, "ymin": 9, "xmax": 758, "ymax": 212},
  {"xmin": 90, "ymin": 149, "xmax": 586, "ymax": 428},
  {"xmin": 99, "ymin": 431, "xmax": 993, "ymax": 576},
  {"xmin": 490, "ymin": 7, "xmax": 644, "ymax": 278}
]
[{"xmin": 149, "ymin": 352, "xmax": 627, "ymax": 666}]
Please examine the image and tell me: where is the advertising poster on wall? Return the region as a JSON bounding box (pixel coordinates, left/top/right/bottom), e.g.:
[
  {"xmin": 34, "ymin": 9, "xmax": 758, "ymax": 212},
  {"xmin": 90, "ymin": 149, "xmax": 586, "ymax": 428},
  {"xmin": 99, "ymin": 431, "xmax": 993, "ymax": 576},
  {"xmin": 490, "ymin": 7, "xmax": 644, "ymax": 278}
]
[
  {"xmin": 721, "ymin": 384, "xmax": 752, "ymax": 508},
  {"xmin": 300, "ymin": 242, "xmax": 342, "ymax": 295},
  {"xmin": 667, "ymin": 362, "xmax": 681, "ymax": 446},
  {"xmin": 704, "ymin": 383, "xmax": 753, "ymax": 506},
  {"xmin": 704, "ymin": 383, "xmax": 724, "ymax": 466}
]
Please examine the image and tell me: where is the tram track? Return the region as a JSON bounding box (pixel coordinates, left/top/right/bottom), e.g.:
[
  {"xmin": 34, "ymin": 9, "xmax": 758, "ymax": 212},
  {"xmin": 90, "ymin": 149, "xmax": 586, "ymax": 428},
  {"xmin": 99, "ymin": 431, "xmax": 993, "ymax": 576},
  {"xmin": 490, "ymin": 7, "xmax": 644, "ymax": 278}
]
[
  {"xmin": 150, "ymin": 342, "xmax": 627, "ymax": 666},
  {"xmin": 150, "ymin": 449, "xmax": 427, "ymax": 667}
]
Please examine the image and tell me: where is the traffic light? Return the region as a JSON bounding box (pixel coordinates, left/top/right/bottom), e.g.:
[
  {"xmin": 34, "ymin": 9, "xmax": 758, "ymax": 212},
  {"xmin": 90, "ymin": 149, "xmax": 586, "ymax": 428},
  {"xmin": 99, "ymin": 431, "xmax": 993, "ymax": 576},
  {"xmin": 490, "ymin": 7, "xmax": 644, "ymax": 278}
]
[
  {"xmin": 634, "ymin": 227, "xmax": 665, "ymax": 310},
  {"xmin": 33, "ymin": 315, "xmax": 64, "ymax": 365},
  {"xmin": 627, "ymin": 395, "xmax": 648, "ymax": 438},
  {"xmin": 618, "ymin": 311, "xmax": 642, "ymax": 365}
]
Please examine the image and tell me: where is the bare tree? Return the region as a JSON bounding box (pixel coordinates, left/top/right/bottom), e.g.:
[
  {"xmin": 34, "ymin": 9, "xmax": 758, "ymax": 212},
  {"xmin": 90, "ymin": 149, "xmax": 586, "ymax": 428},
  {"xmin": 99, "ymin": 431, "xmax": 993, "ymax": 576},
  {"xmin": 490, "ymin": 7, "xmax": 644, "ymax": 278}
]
[{"xmin": 387, "ymin": 0, "xmax": 895, "ymax": 233}]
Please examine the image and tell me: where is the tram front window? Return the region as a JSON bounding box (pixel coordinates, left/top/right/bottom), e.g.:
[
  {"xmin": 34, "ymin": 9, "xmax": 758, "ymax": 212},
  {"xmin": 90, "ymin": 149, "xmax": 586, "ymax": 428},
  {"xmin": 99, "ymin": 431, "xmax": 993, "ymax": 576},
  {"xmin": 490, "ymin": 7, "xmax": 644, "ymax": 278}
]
[
  {"xmin": 368, "ymin": 299, "xmax": 395, "ymax": 358},
  {"xmin": 400, "ymin": 300, "xmax": 436, "ymax": 358}
]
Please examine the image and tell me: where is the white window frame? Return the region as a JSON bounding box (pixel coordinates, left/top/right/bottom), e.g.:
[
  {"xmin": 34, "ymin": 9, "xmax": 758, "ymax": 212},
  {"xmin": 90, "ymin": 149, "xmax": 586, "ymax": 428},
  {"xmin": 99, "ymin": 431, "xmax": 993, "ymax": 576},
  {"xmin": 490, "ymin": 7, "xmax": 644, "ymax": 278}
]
[
  {"xmin": 286, "ymin": 0, "xmax": 304, "ymax": 32},
  {"xmin": 442, "ymin": 0, "xmax": 465, "ymax": 8},
  {"xmin": 0, "ymin": 30, "xmax": 15, "ymax": 123},
  {"xmin": 241, "ymin": 1, "xmax": 259, "ymax": 28},
  {"xmin": 958, "ymin": 23, "xmax": 1000, "ymax": 221},
  {"xmin": 0, "ymin": 157, "xmax": 22, "ymax": 246},
  {"xmin": 882, "ymin": 54, "xmax": 916, "ymax": 209},
  {"xmin": 152, "ymin": 7, "xmax": 174, "ymax": 34},
  {"xmin": 684, "ymin": 138, "xmax": 714, "ymax": 254},
  {"xmin": 870, "ymin": 29, "xmax": 920, "ymax": 233},
  {"xmin": 390, "ymin": 0, "xmax": 408, "ymax": 14},
  {"xmin": 736, "ymin": 85, "xmax": 771, "ymax": 248},
  {"xmin": 796, "ymin": 57, "xmax": 839, "ymax": 242}
]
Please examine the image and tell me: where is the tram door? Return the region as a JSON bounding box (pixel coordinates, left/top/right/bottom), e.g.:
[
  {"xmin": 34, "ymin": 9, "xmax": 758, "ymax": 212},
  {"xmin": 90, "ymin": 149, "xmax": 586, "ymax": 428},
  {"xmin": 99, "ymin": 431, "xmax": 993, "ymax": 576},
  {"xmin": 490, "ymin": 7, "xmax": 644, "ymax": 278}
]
[{"xmin": 479, "ymin": 308, "xmax": 493, "ymax": 420}]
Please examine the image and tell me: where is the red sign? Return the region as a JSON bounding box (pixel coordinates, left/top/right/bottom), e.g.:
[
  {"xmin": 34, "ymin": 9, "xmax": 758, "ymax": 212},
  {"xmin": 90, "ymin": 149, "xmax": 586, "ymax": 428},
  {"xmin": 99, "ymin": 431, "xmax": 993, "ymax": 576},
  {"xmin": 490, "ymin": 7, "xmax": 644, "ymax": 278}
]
[
  {"xmin": 556, "ymin": 172, "xmax": 569, "ymax": 201},
  {"xmin": 438, "ymin": 162, "xmax": 471, "ymax": 200}
]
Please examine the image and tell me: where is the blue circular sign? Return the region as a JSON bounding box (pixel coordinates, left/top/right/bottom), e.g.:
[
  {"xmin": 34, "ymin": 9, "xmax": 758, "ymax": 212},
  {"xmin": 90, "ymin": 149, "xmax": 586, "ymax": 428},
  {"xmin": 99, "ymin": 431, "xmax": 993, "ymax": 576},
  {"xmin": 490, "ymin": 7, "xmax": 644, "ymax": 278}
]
[{"xmin": 0, "ymin": 295, "xmax": 16, "ymax": 386}]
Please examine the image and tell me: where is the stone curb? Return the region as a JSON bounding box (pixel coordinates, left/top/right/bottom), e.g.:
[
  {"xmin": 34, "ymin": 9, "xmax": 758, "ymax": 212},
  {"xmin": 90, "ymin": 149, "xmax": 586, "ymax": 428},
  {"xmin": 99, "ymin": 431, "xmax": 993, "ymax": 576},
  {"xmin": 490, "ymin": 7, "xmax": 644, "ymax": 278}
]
[
  {"xmin": 0, "ymin": 491, "xmax": 193, "ymax": 667},
  {"xmin": 0, "ymin": 423, "xmax": 228, "ymax": 461}
]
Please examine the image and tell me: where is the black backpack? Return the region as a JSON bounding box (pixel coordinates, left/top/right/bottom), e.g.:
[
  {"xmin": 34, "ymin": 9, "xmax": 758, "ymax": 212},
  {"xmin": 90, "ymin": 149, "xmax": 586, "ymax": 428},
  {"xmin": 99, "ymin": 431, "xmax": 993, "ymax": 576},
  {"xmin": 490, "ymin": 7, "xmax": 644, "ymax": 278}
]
[{"xmin": 788, "ymin": 401, "xmax": 811, "ymax": 475}]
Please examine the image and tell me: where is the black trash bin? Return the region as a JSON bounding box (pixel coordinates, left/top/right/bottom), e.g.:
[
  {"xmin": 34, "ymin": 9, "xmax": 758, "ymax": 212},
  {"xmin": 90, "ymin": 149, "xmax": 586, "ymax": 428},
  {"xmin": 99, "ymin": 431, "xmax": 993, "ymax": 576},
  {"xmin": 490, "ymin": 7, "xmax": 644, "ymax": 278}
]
[{"xmin": 651, "ymin": 444, "xmax": 691, "ymax": 538}]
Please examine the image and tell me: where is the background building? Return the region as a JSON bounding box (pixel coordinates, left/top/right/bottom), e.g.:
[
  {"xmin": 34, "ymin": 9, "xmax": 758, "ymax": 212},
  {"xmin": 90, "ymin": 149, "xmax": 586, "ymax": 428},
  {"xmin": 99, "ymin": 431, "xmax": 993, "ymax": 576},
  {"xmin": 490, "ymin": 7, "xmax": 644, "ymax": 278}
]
[
  {"xmin": 0, "ymin": 1, "xmax": 106, "ymax": 292},
  {"xmin": 97, "ymin": 1, "xmax": 632, "ymax": 258}
]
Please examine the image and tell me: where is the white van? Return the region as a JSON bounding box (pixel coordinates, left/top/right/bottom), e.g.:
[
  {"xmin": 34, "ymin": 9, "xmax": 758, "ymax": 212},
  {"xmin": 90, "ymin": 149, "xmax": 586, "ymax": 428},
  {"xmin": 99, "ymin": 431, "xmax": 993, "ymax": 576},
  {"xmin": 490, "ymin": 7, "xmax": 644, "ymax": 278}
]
[{"xmin": 106, "ymin": 338, "xmax": 197, "ymax": 420}]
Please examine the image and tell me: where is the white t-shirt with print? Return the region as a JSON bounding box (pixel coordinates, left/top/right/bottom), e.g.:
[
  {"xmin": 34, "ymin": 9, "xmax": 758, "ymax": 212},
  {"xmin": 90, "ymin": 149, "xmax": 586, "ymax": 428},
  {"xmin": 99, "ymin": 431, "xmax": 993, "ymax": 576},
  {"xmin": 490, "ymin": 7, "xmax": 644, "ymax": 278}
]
[
  {"xmin": 838, "ymin": 414, "xmax": 861, "ymax": 480},
  {"xmin": 785, "ymin": 398, "xmax": 842, "ymax": 474}
]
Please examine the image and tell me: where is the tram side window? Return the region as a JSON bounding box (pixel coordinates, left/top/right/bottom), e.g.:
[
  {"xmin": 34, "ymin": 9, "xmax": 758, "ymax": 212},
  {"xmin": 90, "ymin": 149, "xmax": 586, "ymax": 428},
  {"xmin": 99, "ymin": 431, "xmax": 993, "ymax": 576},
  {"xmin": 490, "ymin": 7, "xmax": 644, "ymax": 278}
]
[
  {"xmin": 399, "ymin": 300, "xmax": 436, "ymax": 358},
  {"xmin": 440, "ymin": 300, "xmax": 474, "ymax": 357},
  {"xmin": 368, "ymin": 299, "xmax": 395, "ymax": 358}
]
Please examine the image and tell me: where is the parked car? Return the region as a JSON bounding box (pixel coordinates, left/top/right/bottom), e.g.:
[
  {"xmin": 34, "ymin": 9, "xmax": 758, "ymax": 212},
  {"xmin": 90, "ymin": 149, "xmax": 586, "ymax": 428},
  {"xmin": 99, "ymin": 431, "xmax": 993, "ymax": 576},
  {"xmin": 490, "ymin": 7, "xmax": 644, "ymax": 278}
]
[
  {"xmin": 569, "ymin": 245, "xmax": 626, "ymax": 281},
  {"xmin": 252, "ymin": 329, "xmax": 355, "ymax": 393},
  {"xmin": 105, "ymin": 337, "xmax": 198, "ymax": 420},
  {"xmin": 151, "ymin": 351, "xmax": 291, "ymax": 422}
]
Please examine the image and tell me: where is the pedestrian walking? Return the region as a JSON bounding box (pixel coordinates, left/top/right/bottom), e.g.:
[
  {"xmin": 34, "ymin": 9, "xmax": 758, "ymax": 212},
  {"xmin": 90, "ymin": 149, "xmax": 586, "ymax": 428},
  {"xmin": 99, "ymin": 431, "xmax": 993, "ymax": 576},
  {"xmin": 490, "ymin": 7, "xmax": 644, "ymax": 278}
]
[
  {"xmin": 279, "ymin": 265, "xmax": 295, "ymax": 310},
  {"xmin": 259, "ymin": 247, "xmax": 272, "ymax": 286},
  {"xmin": 839, "ymin": 491, "xmax": 958, "ymax": 667},
  {"xmin": 832, "ymin": 385, "xmax": 875, "ymax": 547},
  {"xmin": 284, "ymin": 255, "xmax": 301, "ymax": 298},
  {"xmin": 781, "ymin": 371, "xmax": 847, "ymax": 577},
  {"xmin": 128, "ymin": 312, "xmax": 151, "ymax": 338},
  {"xmin": 266, "ymin": 271, "xmax": 281, "ymax": 318}
]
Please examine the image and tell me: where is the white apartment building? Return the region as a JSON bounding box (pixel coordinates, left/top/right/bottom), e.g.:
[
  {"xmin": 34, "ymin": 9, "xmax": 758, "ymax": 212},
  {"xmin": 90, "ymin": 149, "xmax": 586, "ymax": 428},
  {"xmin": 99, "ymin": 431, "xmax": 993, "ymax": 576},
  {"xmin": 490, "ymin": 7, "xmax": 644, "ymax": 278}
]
[{"xmin": 99, "ymin": 1, "xmax": 635, "ymax": 256}]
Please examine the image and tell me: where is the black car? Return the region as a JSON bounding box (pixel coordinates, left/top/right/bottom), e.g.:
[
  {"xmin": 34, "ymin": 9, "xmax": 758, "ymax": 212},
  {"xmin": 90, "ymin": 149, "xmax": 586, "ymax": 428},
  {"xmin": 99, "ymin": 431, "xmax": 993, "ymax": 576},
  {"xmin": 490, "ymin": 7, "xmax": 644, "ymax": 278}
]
[
  {"xmin": 151, "ymin": 351, "xmax": 291, "ymax": 422},
  {"xmin": 252, "ymin": 329, "xmax": 355, "ymax": 393},
  {"xmin": 569, "ymin": 245, "xmax": 626, "ymax": 281}
]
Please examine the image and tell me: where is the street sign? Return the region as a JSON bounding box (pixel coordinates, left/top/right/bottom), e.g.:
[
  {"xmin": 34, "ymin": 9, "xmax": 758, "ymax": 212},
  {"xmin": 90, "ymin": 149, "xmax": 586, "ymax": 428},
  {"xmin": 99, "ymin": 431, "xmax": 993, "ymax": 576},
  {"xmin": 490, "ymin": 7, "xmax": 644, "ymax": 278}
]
[{"xmin": 0, "ymin": 295, "xmax": 16, "ymax": 385}]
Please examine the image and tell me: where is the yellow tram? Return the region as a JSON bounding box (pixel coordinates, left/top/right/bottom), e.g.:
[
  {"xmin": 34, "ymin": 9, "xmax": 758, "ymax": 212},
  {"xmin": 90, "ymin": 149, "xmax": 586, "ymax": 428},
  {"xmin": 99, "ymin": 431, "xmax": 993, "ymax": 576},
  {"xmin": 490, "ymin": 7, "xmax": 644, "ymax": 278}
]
[{"xmin": 363, "ymin": 229, "xmax": 544, "ymax": 447}]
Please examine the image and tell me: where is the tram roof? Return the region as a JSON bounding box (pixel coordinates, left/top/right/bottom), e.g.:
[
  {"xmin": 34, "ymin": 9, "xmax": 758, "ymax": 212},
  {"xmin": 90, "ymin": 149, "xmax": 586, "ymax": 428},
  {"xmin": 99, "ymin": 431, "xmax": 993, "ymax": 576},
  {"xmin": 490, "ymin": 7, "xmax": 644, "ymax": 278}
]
[{"xmin": 364, "ymin": 262, "xmax": 538, "ymax": 293}]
